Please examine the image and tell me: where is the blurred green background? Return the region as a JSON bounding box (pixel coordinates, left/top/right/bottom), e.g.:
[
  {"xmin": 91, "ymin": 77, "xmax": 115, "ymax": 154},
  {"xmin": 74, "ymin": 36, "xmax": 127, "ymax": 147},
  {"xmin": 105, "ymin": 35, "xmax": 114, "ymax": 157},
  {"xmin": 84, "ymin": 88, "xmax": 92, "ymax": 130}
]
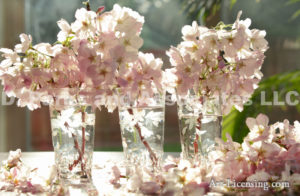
[{"xmin": 0, "ymin": 0, "xmax": 299, "ymax": 152}]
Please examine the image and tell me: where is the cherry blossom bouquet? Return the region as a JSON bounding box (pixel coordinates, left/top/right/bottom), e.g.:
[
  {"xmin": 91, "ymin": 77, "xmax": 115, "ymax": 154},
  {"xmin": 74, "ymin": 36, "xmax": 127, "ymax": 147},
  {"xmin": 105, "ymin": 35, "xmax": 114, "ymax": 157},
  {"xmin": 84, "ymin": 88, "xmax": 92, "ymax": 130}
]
[
  {"xmin": 166, "ymin": 11, "xmax": 269, "ymax": 114},
  {"xmin": 0, "ymin": 4, "xmax": 145, "ymax": 112},
  {"xmin": 115, "ymin": 52, "xmax": 166, "ymax": 171},
  {"xmin": 1, "ymin": 113, "xmax": 299, "ymax": 195},
  {"xmin": 0, "ymin": 3, "xmax": 154, "ymax": 182},
  {"xmin": 110, "ymin": 114, "xmax": 300, "ymax": 195},
  {"xmin": 54, "ymin": 4, "xmax": 145, "ymax": 111}
]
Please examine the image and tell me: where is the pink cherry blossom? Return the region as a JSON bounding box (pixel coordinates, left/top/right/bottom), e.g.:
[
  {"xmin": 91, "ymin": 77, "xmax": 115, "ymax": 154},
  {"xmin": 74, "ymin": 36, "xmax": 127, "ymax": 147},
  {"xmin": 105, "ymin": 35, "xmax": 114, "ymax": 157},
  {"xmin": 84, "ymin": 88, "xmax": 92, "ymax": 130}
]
[
  {"xmin": 250, "ymin": 29, "xmax": 268, "ymax": 51},
  {"xmin": 181, "ymin": 21, "xmax": 200, "ymax": 41},
  {"xmin": 110, "ymin": 166, "xmax": 121, "ymax": 186},
  {"xmin": 0, "ymin": 49, "xmax": 19, "ymax": 70},
  {"xmin": 245, "ymin": 113, "xmax": 270, "ymax": 142},
  {"xmin": 140, "ymin": 181, "xmax": 160, "ymax": 195},
  {"xmin": 167, "ymin": 12, "xmax": 268, "ymax": 115},
  {"xmin": 71, "ymin": 8, "xmax": 97, "ymax": 38},
  {"xmin": 116, "ymin": 52, "xmax": 164, "ymax": 98},
  {"xmin": 14, "ymin": 34, "xmax": 32, "ymax": 53},
  {"xmin": 57, "ymin": 19, "xmax": 72, "ymax": 42},
  {"xmin": 110, "ymin": 4, "xmax": 144, "ymax": 36}
]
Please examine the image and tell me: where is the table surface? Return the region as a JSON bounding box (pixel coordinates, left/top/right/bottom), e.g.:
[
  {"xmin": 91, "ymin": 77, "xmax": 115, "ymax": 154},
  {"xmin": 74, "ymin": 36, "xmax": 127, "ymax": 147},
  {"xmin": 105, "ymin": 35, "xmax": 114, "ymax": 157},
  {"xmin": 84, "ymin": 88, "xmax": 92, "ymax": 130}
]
[
  {"xmin": 0, "ymin": 151, "xmax": 125, "ymax": 165},
  {"xmin": 0, "ymin": 152, "xmax": 179, "ymax": 196}
]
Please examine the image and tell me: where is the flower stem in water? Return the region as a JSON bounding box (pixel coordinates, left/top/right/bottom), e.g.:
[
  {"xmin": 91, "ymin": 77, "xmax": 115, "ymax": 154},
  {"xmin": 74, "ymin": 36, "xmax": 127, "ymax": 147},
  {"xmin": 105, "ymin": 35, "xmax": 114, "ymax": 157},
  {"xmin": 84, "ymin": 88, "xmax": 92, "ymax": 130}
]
[
  {"xmin": 80, "ymin": 108, "xmax": 86, "ymax": 176},
  {"xmin": 128, "ymin": 108, "xmax": 158, "ymax": 167}
]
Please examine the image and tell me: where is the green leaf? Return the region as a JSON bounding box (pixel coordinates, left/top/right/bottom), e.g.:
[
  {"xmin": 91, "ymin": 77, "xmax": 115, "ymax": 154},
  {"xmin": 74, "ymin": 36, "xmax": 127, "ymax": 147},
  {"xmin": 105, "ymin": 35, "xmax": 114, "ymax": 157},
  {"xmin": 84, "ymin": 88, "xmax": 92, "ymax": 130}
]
[
  {"xmin": 212, "ymin": 3, "xmax": 221, "ymax": 15},
  {"xmin": 181, "ymin": 0, "xmax": 222, "ymax": 23},
  {"xmin": 230, "ymin": 0, "xmax": 237, "ymax": 9},
  {"xmin": 223, "ymin": 70, "xmax": 300, "ymax": 143},
  {"xmin": 290, "ymin": 9, "xmax": 300, "ymax": 20},
  {"xmin": 286, "ymin": 0, "xmax": 300, "ymax": 6}
]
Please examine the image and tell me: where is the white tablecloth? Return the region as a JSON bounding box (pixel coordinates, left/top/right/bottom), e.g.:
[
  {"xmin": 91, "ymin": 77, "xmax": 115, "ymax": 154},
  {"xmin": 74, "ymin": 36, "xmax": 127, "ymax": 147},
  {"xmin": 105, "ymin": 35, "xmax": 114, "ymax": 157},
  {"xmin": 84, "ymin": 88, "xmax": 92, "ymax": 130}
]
[{"xmin": 0, "ymin": 151, "xmax": 126, "ymax": 168}]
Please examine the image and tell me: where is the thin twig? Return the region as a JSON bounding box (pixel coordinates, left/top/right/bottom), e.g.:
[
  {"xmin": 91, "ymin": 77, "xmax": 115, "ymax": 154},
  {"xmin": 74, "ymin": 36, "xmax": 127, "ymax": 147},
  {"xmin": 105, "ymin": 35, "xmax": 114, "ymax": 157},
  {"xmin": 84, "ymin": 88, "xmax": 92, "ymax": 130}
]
[
  {"xmin": 65, "ymin": 116, "xmax": 86, "ymax": 176},
  {"xmin": 83, "ymin": 0, "xmax": 91, "ymax": 11},
  {"xmin": 81, "ymin": 108, "xmax": 86, "ymax": 174},
  {"xmin": 69, "ymin": 133, "xmax": 83, "ymax": 171},
  {"xmin": 29, "ymin": 46, "xmax": 54, "ymax": 58},
  {"xmin": 193, "ymin": 134, "xmax": 199, "ymax": 155},
  {"xmin": 128, "ymin": 108, "xmax": 158, "ymax": 167},
  {"xmin": 194, "ymin": 97, "xmax": 204, "ymax": 156},
  {"xmin": 135, "ymin": 124, "xmax": 158, "ymax": 166}
]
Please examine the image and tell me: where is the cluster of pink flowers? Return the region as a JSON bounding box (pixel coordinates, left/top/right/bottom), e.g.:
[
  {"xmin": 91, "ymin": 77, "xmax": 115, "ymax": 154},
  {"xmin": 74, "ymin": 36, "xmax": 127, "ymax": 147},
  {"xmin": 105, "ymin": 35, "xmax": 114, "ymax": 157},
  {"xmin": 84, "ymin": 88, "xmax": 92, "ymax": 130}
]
[
  {"xmin": 0, "ymin": 35, "xmax": 57, "ymax": 110},
  {"xmin": 166, "ymin": 11, "xmax": 269, "ymax": 114},
  {"xmin": 0, "ymin": 149, "xmax": 70, "ymax": 195},
  {"xmin": 207, "ymin": 113, "xmax": 300, "ymax": 194},
  {"xmin": 0, "ymin": 4, "xmax": 164, "ymax": 111},
  {"xmin": 0, "ymin": 149, "xmax": 51, "ymax": 194},
  {"xmin": 110, "ymin": 114, "xmax": 300, "ymax": 195},
  {"xmin": 1, "ymin": 114, "xmax": 299, "ymax": 196},
  {"xmin": 116, "ymin": 52, "xmax": 164, "ymax": 98}
]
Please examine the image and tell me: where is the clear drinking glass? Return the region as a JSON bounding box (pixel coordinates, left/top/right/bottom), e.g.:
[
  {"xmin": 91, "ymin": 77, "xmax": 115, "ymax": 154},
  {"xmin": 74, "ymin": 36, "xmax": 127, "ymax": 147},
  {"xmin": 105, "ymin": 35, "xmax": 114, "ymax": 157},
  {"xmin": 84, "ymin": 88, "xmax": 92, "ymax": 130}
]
[
  {"xmin": 50, "ymin": 98, "xmax": 95, "ymax": 182},
  {"xmin": 116, "ymin": 89, "xmax": 165, "ymax": 173},
  {"xmin": 177, "ymin": 90, "xmax": 222, "ymax": 160}
]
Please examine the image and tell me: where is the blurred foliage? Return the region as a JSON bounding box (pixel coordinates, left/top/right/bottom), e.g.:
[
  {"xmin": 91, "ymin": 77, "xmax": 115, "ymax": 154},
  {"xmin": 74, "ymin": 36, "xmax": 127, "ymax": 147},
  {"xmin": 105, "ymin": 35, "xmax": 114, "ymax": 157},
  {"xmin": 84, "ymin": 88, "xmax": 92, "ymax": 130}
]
[
  {"xmin": 27, "ymin": 0, "xmax": 189, "ymax": 49},
  {"xmin": 179, "ymin": 0, "xmax": 222, "ymax": 24},
  {"xmin": 222, "ymin": 71, "xmax": 300, "ymax": 143},
  {"xmin": 230, "ymin": 0, "xmax": 300, "ymax": 38},
  {"xmin": 182, "ymin": 0, "xmax": 300, "ymax": 38},
  {"xmin": 102, "ymin": 0, "xmax": 223, "ymax": 25},
  {"xmin": 100, "ymin": 0, "xmax": 188, "ymax": 49},
  {"xmin": 287, "ymin": 0, "xmax": 300, "ymax": 20},
  {"xmin": 28, "ymin": 0, "xmax": 300, "ymax": 46}
]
